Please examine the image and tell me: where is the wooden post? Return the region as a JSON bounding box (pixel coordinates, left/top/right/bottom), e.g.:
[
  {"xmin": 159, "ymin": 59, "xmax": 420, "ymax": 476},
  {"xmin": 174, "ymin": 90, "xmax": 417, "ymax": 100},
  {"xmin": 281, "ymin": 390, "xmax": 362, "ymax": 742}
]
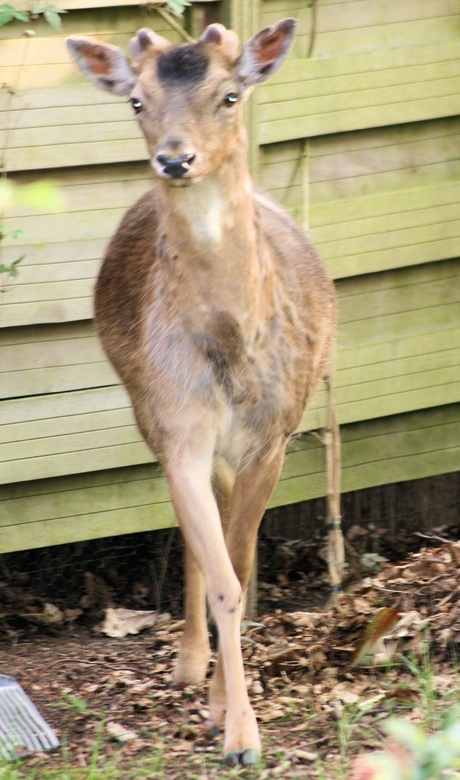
[
  {"xmin": 219, "ymin": 0, "xmax": 261, "ymax": 618},
  {"xmin": 324, "ymin": 363, "xmax": 345, "ymax": 605},
  {"xmin": 220, "ymin": 0, "xmax": 261, "ymax": 181}
]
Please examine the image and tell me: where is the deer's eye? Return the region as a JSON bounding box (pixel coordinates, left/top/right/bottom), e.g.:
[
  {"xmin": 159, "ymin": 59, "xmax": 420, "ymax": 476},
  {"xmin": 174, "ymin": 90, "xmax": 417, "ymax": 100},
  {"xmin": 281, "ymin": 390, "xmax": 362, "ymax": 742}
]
[
  {"xmin": 130, "ymin": 98, "xmax": 143, "ymax": 114},
  {"xmin": 223, "ymin": 92, "xmax": 239, "ymax": 107}
]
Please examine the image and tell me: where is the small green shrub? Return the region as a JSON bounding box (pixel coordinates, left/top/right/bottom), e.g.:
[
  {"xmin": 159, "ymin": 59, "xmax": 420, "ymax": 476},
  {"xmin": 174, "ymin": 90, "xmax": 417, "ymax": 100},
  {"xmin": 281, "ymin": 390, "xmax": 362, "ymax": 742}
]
[{"xmin": 351, "ymin": 708, "xmax": 460, "ymax": 780}]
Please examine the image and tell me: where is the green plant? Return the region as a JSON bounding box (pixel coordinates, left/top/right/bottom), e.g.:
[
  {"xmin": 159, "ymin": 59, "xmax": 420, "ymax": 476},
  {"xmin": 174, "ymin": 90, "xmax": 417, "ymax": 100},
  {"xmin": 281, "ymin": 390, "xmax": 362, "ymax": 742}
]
[
  {"xmin": 163, "ymin": 0, "xmax": 190, "ymax": 17},
  {"xmin": 0, "ymin": 3, "xmax": 66, "ymax": 29},
  {"xmin": 57, "ymin": 693, "xmax": 103, "ymax": 721},
  {"xmin": 0, "ymin": 179, "xmax": 64, "ymax": 290},
  {"xmin": 351, "ymin": 708, "xmax": 460, "ymax": 780},
  {"xmin": 397, "ymin": 652, "xmax": 439, "ymax": 731}
]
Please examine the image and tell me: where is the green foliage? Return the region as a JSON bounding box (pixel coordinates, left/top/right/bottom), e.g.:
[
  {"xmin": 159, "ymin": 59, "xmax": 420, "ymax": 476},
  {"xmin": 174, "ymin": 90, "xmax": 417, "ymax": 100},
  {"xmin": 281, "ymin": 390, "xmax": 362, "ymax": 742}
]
[
  {"xmin": 0, "ymin": 253, "xmax": 24, "ymax": 280},
  {"xmin": 164, "ymin": 0, "xmax": 191, "ymax": 17},
  {"xmin": 0, "ymin": 179, "xmax": 65, "ymax": 213},
  {"xmin": 0, "ymin": 179, "xmax": 64, "ymax": 286},
  {"xmin": 0, "ymin": 4, "xmax": 28, "ymax": 25},
  {"xmin": 352, "ymin": 708, "xmax": 460, "ymax": 780},
  {"xmin": 0, "ymin": 2, "xmax": 67, "ymax": 29},
  {"xmin": 57, "ymin": 694, "xmax": 103, "ymax": 720}
]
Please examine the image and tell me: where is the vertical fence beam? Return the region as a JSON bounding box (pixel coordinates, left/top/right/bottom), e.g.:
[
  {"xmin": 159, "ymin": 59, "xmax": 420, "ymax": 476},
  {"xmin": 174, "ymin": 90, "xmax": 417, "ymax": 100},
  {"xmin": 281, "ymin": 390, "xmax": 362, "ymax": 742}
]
[{"xmin": 220, "ymin": 0, "xmax": 261, "ymax": 181}]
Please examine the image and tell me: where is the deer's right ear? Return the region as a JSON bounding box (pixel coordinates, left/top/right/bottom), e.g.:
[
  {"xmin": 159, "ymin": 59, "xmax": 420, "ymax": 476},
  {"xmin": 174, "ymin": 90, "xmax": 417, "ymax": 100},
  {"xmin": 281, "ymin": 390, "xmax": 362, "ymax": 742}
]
[{"xmin": 67, "ymin": 37, "xmax": 136, "ymax": 96}]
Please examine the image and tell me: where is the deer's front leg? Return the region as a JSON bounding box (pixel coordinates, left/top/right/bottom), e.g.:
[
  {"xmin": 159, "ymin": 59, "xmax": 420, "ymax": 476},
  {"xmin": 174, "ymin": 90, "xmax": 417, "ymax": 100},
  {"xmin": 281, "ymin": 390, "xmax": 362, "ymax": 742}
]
[
  {"xmin": 173, "ymin": 542, "xmax": 210, "ymax": 686},
  {"xmin": 165, "ymin": 443, "xmax": 260, "ymax": 765},
  {"xmin": 208, "ymin": 441, "xmax": 287, "ymax": 755}
]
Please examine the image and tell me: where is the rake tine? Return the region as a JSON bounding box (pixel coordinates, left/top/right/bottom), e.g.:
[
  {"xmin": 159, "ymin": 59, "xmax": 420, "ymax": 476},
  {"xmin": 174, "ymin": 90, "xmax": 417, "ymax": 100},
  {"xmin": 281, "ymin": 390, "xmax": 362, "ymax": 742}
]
[{"xmin": 0, "ymin": 675, "xmax": 59, "ymax": 761}]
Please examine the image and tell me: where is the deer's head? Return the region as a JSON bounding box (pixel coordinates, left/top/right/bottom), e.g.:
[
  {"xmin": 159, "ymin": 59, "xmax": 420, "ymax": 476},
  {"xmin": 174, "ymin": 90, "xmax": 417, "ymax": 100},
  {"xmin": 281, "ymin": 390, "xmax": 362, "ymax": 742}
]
[{"xmin": 67, "ymin": 20, "xmax": 296, "ymax": 186}]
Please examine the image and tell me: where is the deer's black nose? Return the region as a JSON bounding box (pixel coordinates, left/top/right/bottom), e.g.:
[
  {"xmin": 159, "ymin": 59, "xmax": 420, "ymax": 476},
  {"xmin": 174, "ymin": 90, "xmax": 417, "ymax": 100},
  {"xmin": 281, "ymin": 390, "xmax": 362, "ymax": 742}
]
[{"xmin": 156, "ymin": 152, "xmax": 196, "ymax": 178}]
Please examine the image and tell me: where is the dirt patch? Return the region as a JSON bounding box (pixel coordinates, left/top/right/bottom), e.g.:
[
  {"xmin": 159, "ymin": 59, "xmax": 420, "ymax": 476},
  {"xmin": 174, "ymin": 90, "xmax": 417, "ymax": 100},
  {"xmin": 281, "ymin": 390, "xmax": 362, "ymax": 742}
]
[{"xmin": 1, "ymin": 540, "xmax": 460, "ymax": 777}]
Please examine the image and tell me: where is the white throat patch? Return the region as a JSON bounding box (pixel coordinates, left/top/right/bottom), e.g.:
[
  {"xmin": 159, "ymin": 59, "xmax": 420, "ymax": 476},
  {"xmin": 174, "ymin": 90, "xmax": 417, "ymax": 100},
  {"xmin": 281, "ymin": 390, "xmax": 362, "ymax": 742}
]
[{"xmin": 173, "ymin": 181, "xmax": 225, "ymax": 247}]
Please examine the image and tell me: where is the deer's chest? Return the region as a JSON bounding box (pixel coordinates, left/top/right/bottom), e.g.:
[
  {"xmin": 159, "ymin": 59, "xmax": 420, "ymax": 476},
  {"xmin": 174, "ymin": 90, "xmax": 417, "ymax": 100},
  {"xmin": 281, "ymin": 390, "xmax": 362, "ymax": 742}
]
[{"xmin": 143, "ymin": 299, "xmax": 308, "ymax": 464}]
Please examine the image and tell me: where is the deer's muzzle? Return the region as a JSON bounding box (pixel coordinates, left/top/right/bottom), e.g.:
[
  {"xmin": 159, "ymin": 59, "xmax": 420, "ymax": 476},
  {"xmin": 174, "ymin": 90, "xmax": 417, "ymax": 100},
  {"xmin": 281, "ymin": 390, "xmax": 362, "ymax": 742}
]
[{"xmin": 155, "ymin": 152, "xmax": 196, "ymax": 179}]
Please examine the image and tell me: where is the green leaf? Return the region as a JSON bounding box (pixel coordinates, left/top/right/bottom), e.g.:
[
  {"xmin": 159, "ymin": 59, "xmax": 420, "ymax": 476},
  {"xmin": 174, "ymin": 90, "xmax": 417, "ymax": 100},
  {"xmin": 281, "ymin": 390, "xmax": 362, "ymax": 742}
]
[
  {"xmin": 384, "ymin": 718, "xmax": 426, "ymax": 754},
  {"xmin": 16, "ymin": 180, "xmax": 65, "ymax": 212},
  {"xmin": 165, "ymin": 0, "xmax": 191, "ymax": 18},
  {"xmin": 7, "ymin": 229, "xmax": 27, "ymax": 241},
  {"xmin": 8, "ymin": 257, "xmax": 25, "ymax": 277},
  {"xmin": 0, "ymin": 179, "xmax": 15, "ymax": 211},
  {"xmin": 0, "ymin": 10, "xmax": 13, "ymax": 25},
  {"xmin": 0, "ymin": 256, "xmax": 24, "ymax": 277},
  {"xmin": 60, "ymin": 694, "xmax": 102, "ymax": 719},
  {"xmin": 32, "ymin": 2, "xmax": 45, "ymax": 11},
  {"xmin": 241, "ymin": 621, "xmax": 265, "ymax": 629},
  {"xmin": 12, "ymin": 10, "xmax": 29, "ymax": 21},
  {"xmin": 43, "ymin": 7, "xmax": 61, "ymax": 28},
  {"xmin": 443, "ymin": 707, "xmax": 460, "ymax": 730}
]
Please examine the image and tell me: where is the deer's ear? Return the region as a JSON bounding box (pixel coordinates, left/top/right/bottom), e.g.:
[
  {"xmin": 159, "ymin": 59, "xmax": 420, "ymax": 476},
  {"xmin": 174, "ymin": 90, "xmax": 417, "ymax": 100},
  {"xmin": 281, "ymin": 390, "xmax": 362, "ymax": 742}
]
[
  {"xmin": 67, "ymin": 37, "xmax": 136, "ymax": 96},
  {"xmin": 236, "ymin": 18, "xmax": 296, "ymax": 89}
]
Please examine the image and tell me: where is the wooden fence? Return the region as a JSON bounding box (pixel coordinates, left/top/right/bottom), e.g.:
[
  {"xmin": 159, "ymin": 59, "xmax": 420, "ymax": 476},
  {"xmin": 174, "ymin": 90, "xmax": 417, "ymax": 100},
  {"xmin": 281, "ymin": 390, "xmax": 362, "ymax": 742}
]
[{"xmin": 1, "ymin": 0, "xmax": 459, "ymax": 553}]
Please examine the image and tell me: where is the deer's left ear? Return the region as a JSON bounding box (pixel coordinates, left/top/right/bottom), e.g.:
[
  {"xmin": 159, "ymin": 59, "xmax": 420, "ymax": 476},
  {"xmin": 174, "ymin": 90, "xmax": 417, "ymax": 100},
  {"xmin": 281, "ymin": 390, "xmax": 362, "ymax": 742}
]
[{"xmin": 235, "ymin": 18, "xmax": 296, "ymax": 89}]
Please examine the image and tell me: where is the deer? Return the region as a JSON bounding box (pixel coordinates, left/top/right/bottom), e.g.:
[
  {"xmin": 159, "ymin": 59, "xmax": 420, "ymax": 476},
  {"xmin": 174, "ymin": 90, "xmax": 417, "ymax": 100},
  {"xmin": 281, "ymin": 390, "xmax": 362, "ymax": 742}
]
[{"xmin": 67, "ymin": 18, "xmax": 337, "ymax": 766}]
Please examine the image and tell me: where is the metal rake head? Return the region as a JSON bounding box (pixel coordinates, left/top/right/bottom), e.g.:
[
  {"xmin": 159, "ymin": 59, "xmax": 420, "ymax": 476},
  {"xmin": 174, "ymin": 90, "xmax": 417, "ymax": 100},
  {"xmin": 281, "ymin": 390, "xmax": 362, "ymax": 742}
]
[{"xmin": 0, "ymin": 675, "xmax": 60, "ymax": 762}]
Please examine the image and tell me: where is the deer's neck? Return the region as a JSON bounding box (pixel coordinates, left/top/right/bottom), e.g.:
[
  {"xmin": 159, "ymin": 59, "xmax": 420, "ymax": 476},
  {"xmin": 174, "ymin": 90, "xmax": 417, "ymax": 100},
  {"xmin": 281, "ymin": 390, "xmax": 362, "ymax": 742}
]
[{"xmin": 156, "ymin": 154, "xmax": 267, "ymax": 326}]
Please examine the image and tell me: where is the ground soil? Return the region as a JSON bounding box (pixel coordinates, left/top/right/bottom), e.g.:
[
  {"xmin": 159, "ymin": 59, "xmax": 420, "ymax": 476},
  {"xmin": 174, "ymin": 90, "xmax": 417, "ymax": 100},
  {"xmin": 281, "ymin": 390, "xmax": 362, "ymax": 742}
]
[{"xmin": 2, "ymin": 534, "xmax": 460, "ymax": 778}]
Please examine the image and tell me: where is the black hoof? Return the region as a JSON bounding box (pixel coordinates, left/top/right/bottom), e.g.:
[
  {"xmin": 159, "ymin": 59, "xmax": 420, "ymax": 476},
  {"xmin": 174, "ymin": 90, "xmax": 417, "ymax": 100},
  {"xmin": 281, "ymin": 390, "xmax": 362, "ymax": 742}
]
[{"xmin": 225, "ymin": 748, "xmax": 259, "ymax": 766}]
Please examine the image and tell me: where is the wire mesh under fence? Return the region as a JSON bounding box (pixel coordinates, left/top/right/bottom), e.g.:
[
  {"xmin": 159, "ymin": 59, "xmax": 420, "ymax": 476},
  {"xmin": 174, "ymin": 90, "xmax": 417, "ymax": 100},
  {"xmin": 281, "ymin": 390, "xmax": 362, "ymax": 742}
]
[
  {"xmin": 260, "ymin": 471, "xmax": 460, "ymax": 608},
  {"xmin": 0, "ymin": 472, "xmax": 459, "ymax": 629},
  {"xmin": 0, "ymin": 528, "xmax": 185, "ymax": 629}
]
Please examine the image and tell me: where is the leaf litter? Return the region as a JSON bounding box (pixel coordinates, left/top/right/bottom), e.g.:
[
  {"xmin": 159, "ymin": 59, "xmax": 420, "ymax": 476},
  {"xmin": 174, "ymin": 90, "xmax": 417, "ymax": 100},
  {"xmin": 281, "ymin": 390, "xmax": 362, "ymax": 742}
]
[{"xmin": 1, "ymin": 540, "xmax": 460, "ymax": 777}]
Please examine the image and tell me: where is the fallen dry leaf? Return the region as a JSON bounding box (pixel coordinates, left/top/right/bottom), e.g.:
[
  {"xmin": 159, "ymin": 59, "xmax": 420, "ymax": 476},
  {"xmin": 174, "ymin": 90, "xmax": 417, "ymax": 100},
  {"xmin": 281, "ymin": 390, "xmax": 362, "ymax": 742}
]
[
  {"xmin": 106, "ymin": 721, "xmax": 138, "ymax": 743},
  {"xmin": 20, "ymin": 603, "xmax": 64, "ymax": 626},
  {"xmin": 100, "ymin": 607, "xmax": 170, "ymax": 638}
]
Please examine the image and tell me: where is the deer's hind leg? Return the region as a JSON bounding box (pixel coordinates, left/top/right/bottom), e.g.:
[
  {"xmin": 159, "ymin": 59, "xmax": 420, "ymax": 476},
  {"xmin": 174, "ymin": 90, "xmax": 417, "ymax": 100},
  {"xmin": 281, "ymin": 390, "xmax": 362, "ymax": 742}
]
[
  {"xmin": 173, "ymin": 458, "xmax": 235, "ymax": 687},
  {"xmin": 173, "ymin": 543, "xmax": 210, "ymax": 686},
  {"xmin": 208, "ymin": 440, "xmax": 287, "ymax": 762}
]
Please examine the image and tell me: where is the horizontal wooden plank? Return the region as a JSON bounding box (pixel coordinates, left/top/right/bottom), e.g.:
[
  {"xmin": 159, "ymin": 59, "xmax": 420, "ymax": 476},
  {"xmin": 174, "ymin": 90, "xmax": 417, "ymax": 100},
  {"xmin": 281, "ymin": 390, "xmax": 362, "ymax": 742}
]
[
  {"xmin": 309, "ymin": 124, "xmax": 460, "ymax": 198},
  {"xmin": 271, "ymin": 23, "xmax": 460, "ymax": 63},
  {"xmin": 316, "ymin": 220, "xmax": 460, "ymax": 281},
  {"xmin": 0, "ymin": 163, "xmax": 152, "ymax": 327},
  {"xmin": 259, "ymin": 86, "xmax": 460, "ymax": 146},
  {"xmin": 262, "ymin": 0, "xmax": 459, "ymax": 32},
  {"xmin": 2, "ymin": 265, "xmax": 458, "ymax": 401},
  {"xmin": 0, "ymin": 321, "xmax": 116, "ymax": 399},
  {"xmin": 4, "ymin": 39, "xmax": 460, "ymax": 170},
  {"xmin": 262, "ymin": 117, "xmax": 460, "ymax": 205},
  {"xmin": 1, "ymin": 256, "xmax": 456, "ymax": 362},
  {"xmin": 0, "ymin": 6, "xmax": 180, "ymax": 41},
  {"xmin": 258, "ymin": 41, "xmax": 460, "ymax": 143},
  {"xmin": 1, "ymin": 403, "xmax": 459, "ymax": 552},
  {"xmin": 14, "ymin": 0, "xmax": 215, "ymax": 7},
  {"xmin": 2, "ymin": 166, "xmax": 459, "ymax": 327},
  {"xmin": 2, "ymin": 329, "xmax": 458, "ymax": 483},
  {"xmin": 262, "ymin": 39, "xmax": 460, "ymax": 88},
  {"xmin": 260, "ymin": 60, "xmax": 460, "ymax": 110},
  {"xmin": 311, "ymin": 181, "xmax": 460, "ymax": 228},
  {"xmin": 0, "ymin": 6, "xmax": 180, "ymax": 171},
  {"xmin": 0, "ymin": 258, "xmax": 457, "ymax": 420}
]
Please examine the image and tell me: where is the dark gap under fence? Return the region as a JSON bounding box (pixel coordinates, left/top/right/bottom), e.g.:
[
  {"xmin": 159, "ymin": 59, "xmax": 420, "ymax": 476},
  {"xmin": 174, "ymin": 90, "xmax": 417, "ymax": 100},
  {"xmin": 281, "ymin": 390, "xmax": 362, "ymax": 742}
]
[{"xmin": 0, "ymin": 471, "xmax": 459, "ymax": 626}]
